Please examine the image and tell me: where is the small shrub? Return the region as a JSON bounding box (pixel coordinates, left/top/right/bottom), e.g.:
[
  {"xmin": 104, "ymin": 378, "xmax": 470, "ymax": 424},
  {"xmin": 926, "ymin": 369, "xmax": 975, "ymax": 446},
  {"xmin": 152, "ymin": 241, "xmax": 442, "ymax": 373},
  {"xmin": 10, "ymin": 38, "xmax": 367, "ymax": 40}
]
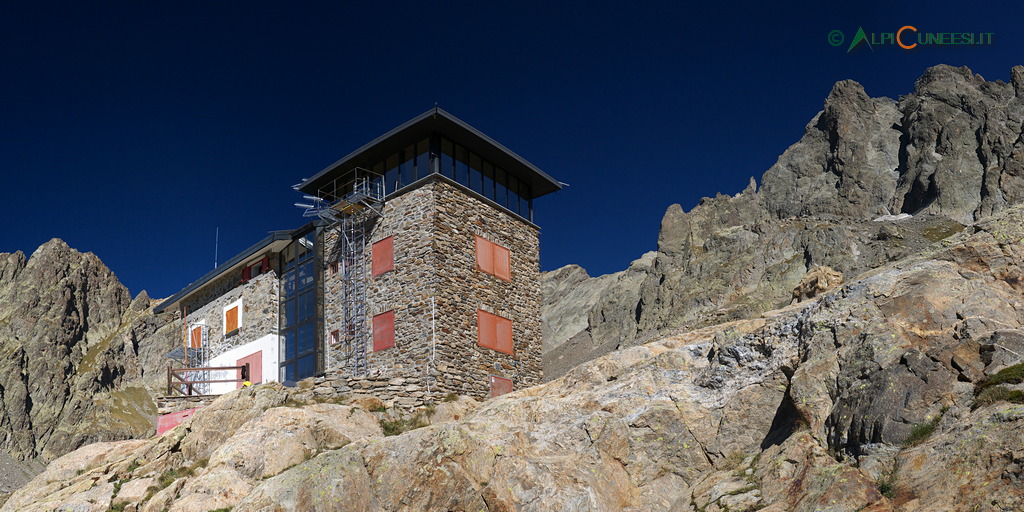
[
  {"xmin": 878, "ymin": 476, "xmax": 896, "ymax": 499},
  {"xmin": 379, "ymin": 411, "xmax": 431, "ymax": 436},
  {"xmin": 442, "ymin": 392, "xmax": 459, "ymax": 403},
  {"xmin": 974, "ymin": 385, "xmax": 1024, "ymax": 409},
  {"xmin": 981, "ymin": 363, "xmax": 1024, "ymax": 389},
  {"xmin": 370, "ymin": 403, "xmax": 387, "ymax": 413},
  {"xmin": 380, "ymin": 418, "xmax": 405, "ymax": 436},
  {"xmin": 904, "ymin": 416, "xmax": 940, "ymax": 446}
]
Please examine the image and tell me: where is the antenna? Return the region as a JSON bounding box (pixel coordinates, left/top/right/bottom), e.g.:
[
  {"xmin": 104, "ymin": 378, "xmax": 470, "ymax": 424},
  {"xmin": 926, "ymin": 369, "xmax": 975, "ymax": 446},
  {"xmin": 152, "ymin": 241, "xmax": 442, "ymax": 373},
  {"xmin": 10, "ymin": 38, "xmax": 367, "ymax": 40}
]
[{"xmin": 214, "ymin": 227, "xmax": 219, "ymax": 269}]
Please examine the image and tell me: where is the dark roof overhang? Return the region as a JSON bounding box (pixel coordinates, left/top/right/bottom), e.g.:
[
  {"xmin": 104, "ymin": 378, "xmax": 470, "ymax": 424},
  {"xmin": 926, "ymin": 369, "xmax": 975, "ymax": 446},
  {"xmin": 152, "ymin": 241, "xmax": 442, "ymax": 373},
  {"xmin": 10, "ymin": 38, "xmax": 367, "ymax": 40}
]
[
  {"xmin": 294, "ymin": 108, "xmax": 562, "ymax": 198},
  {"xmin": 153, "ymin": 228, "xmax": 300, "ymax": 314}
]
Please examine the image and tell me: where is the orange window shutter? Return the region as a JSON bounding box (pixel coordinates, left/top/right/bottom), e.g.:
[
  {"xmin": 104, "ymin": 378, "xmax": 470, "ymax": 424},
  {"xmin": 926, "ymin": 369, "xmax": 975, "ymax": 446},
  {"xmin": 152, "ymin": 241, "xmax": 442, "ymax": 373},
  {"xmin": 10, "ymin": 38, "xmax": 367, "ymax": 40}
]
[
  {"xmin": 475, "ymin": 236, "xmax": 494, "ymax": 274},
  {"xmin": 477, "ymin": 310, "xmax": 497, "ymax": 351},
  {"xmin": 496, "ymin": 316, "xmax": 514, "ymax": 355},
  {"xmin": 373, "ymin": 310, "xmax": 395, "ymax": 351},
  {"xmin": 372, "ymin": 237, "xmax": 394, "ymax": 276},
  {"xmin": 494, "ymin": 244, "xmax": 511, "ymax": 281},
  {"xmin": 190, "ymin": 326, "xmax": 203, "ymax": 348},
  {"xmin": 225, "ymin": 307, "xmax": 239, "ymax": 333}
]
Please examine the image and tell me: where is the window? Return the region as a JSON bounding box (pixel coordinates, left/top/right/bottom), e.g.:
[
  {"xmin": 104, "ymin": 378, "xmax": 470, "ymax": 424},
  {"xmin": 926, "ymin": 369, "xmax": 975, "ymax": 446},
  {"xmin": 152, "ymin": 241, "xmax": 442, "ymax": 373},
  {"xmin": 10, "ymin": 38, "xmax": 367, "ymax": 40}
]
[
  {"xmin": 372, "ymin": 237, "xmax": 394, "ymax": 277},
  {"xmin": 490, "ymin": 376, "xmax": 513, "ymax": 398},
  {"xmin": 475, "ymin": 236, "xmax": 511, "ymax": 281},
  {"xmin": 242, "ymin": 256, "xmax": 270, "ymax": 283},
  {"xmin": 477, "ymin": 310, "xmax": 513, "ymax": 355},
  {"xmin": 328, "ymin": 261, "xmax": 339, "ymax": 276},
  {"xmin": 329, "ymin": 329, "xmax": 339, "ymax": 345},
  {"xmin": 190, "ymin": 325, "xmax": 204, "ymax": 348},
  {"xmin": 224, "ymin": 302, "xmax": 241, "ymax": 335},
  {"xmin": 279, "ymin": 231, "xmax": 319, "ymax": 382},
  {"xmin": 373, "ymin": 311, "xmax": 395, "ymax": 351}
]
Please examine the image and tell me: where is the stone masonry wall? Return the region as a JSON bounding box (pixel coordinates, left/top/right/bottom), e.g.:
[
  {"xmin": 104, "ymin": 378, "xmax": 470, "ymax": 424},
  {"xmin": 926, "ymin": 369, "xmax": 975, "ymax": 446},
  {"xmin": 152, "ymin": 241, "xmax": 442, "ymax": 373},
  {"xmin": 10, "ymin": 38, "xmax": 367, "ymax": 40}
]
[
  {"xmin": 431, "ymin": 178, "xmax": 543, "ymax": 395},
  {"xmin": 321, "ymin": 176, "xmax": 542, "ymax": 407},
  {"xmin": 182, "ymin": 270, "xmax": 280, "ymax": 363},
  {"xmin": 323, "ymin": 185, "xmax": 439, "ymax": 407}
]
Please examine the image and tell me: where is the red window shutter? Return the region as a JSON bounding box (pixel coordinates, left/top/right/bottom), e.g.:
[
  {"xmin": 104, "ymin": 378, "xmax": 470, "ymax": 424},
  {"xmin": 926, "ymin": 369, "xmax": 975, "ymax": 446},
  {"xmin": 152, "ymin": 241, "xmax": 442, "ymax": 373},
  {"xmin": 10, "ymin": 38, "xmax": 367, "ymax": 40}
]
[
  {"xmin": 496, "ymin": 316, "xmax": 514, "ymax": 355},
  {"xmin": 236, "ymin": 351, "xmax": 263, "ymax": 389},
  {"xmin": 241, "ymin": 266, "xmax": 251, "ymax": 283},
  {"xmin": 475, "ymin": 236, "xmax": 494, "ymax": 274},
  {"xmin": 372, "ymin": 237, "xmax": 394, "ymax": 277},
  {"xmin": 373, "ymin": 310, "xmax": 395, "ymax": 351},
  {"xmin": 260, "ymin": 256, "xmax": 270, "ymax": 273},
  {"xmin": 190, "ymin": 326, "xmax": 203, "ymax": 348},
  {"xmin": 490, "ymin": 376, "xmax": 513, "ymax": 398},
  {"xmin": 225, "ymin": 306, "xmax": 239, "ymax": 333},
  {"xmin": 493, "ymin": 244, "xmax": 511, "ymax": 281},
  {"xmin": 477, "ymin": 310, "xmax": 497, "ymax": 351}
]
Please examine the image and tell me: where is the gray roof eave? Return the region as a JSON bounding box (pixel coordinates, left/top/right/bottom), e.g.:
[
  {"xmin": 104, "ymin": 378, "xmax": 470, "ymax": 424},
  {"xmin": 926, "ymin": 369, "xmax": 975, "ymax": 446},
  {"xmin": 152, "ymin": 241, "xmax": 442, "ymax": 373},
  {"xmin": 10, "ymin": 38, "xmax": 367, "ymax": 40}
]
[
  {"xmin": 295, "ymin": 108, "xmax": 562, "ymax": 198},
  {"xmin": 153, "ymin": 230, "xmax": 294, "ymax": 314}
]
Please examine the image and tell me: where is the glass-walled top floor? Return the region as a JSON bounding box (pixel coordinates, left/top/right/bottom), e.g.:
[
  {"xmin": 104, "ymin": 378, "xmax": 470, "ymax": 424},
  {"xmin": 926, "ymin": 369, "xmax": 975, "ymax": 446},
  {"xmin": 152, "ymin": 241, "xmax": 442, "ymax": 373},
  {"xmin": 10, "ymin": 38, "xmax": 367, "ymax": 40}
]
[{"xmin": 318, "ymin": 133, "xmax": 534, "ymax": 222}]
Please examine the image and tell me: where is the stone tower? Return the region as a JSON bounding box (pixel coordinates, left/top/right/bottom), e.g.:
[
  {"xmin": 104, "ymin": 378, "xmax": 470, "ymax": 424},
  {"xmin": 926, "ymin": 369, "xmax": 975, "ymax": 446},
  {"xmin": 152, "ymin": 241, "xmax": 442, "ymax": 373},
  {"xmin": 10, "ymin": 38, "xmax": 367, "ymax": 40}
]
[{"xmin": 295, "ymin": 108, "xmax": 561, "ymax": 404}]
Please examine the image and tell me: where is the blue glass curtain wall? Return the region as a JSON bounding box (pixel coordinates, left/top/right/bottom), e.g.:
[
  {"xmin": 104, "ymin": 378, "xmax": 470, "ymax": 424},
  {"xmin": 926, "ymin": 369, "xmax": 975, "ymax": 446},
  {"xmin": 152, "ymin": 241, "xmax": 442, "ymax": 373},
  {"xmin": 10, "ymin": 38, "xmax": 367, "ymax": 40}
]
[{"xmin": 279, "ymin": 231, "xmax": 319, "ymax": 381}]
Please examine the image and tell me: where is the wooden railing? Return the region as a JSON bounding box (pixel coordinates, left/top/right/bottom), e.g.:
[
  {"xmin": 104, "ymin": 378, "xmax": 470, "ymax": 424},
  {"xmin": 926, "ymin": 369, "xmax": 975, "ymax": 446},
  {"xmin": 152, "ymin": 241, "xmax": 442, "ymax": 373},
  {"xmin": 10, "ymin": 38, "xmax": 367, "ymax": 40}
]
[{"xmin": 166, "ymin": 363, "xmax": 250, "ymax": 396}]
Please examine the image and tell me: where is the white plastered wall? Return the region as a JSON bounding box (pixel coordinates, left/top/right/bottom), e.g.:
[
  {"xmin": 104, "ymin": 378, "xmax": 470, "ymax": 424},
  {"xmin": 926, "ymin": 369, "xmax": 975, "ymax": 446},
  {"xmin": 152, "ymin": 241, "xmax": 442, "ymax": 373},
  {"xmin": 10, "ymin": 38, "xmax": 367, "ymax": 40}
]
[{"xmin": 206, "ymin": 334, "xmax": 280, "ymax": 395}]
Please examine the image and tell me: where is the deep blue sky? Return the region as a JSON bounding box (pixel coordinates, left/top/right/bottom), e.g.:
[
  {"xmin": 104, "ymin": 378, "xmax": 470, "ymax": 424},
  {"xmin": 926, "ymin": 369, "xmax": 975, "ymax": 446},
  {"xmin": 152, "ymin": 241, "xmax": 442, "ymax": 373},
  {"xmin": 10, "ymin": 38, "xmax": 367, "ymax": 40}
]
[{"xmin": 2, "ymin": 1, "xmax": 1022, "ymax": 300}]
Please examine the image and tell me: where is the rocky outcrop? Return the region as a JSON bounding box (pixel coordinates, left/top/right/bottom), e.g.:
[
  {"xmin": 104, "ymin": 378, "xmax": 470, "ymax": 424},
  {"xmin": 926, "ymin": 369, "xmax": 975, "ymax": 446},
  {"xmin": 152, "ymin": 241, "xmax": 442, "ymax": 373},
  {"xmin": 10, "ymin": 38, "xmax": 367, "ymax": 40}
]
[
  {"xmin": 11, "ymin": 203, "xmax": 1024, "ymax": 511},
  {"xmin": 791, "ymin": 265, "xmax": 843, "ymax": 303},
  {"xmin": 544, "ymin": 64, "xmax": 1024, "ymax": 362},
  {"xmin": 542, "ymin": 252, "xmax": 655, "ymax": 379},
  {"xmin": 0, "ymin": 239, "xmax": 174, "ymax": 465}
]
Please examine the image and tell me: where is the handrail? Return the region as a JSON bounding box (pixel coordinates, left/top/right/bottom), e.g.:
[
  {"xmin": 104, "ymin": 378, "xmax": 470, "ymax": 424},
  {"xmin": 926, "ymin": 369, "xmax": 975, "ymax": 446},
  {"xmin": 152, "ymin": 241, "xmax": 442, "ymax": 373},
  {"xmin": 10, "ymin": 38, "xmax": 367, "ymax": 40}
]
[{"xmin": 167, "ymin": 363, "xmax": 250, "ymax": 396}]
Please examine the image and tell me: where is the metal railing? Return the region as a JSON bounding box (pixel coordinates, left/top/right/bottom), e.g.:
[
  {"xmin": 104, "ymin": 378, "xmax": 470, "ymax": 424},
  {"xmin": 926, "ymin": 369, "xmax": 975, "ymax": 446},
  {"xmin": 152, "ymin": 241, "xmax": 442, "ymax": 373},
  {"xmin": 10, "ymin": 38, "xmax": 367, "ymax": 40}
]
[{"xmin": 166, "ymin": 363, "xmax": 250, "ymax": 396}]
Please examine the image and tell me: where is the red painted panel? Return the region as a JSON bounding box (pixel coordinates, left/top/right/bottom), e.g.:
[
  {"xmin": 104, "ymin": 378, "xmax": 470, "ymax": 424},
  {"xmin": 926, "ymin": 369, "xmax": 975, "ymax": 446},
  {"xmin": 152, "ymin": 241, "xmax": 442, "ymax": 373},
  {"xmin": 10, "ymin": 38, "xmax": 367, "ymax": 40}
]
[
  {"xmin": 490, "ymin": 376, "xmax": 513, "ymax": 398},
  {"xmin": 494, "ymin": 244, "xmax": 511, "ymax": 281},
  {"xmin": 373, "ymin": 310, "xmax": 395, "ymax": 351},
  {"xmin": 475, "ymin": 236, "xmax": 494, "ymax": 274},
  {"xmin": 236, "ymin": 351, "xmax": 263, "ymax": 389},
  {"xmin": 477, "ymin": 310, "xmax": 497, "ymax": 351},
  {"xmin": 157, "ymin": 407, "xmax": 200, "ymax": 436},
  {"xmin": 496, "ymin": 316, "xmax": 514, "ymax": 355},
  {"xmin": 372, "ymin": 237, "xmax": 394, "ymax": 276}
]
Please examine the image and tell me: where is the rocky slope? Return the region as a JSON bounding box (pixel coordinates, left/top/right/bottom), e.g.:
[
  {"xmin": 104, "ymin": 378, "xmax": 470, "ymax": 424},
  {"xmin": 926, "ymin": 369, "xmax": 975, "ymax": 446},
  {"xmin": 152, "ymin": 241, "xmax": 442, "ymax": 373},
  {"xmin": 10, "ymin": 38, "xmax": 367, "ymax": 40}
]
[
  {"xmin": 0, "ymin": 239, "xmax": 175, "ymax": 469},
  {"xmin": 9, "ymin": 202, "xmax": 1024, "ymax": 511},
  {"xmin": 543, "ymin": 64, "xmax": 1024, "ymax": 377}
]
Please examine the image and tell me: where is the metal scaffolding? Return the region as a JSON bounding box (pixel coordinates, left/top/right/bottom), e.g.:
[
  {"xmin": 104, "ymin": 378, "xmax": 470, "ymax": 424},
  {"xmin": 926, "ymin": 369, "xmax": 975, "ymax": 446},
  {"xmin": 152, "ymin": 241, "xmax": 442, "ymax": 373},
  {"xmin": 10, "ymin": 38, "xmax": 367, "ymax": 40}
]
[{"xmin": 298, "ymin": 167, "xmax": 383, "ymax": 377}]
